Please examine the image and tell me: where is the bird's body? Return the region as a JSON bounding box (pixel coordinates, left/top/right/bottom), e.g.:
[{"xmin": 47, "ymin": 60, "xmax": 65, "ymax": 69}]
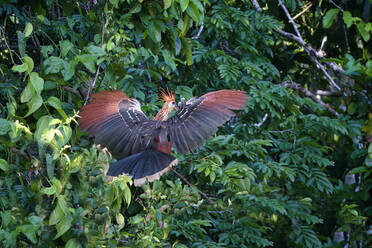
[{"xmin": 79, "ymin": 89, "xmax": 248, "ymax": 186}]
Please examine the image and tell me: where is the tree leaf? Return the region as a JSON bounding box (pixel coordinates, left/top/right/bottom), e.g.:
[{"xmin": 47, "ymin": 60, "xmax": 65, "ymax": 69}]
[
  {"xmin": 17, "ymin": 31, "xmax": 26, "ymax": 57},
  {"xmin": 41, "ymin": 185, "xmax": 57, "ymax": 195},
  {"xmin": 116, "ymin": 213, "xmax": 125, "ymax": 225},
  {"xmin": 0, "ymin": 158, "xmax": 9, "ymax": 172},
  {"xmin": 30, "ymin": 72, "xmax": 44, "ymax": 95},
  {"xmin": 323, "ymin": 9, "xmax": 340, "ymax": 29},
  {"xmin": 46, "ymin": 97, "xmax": 62, "ymax": 110},
  {"xmin": 20, "ymin": 82, "xmax": 36, "ymax": 103},
  {"xmin": 0, "ymin": 119, "xmax": 11, "ymax": 136},
  {"xmin": 148, "ymin": 21, "xmax": 162, "ymax": 43},
  {"xmin": 19, "ymin": 225, "xmax": 37, "ymax": 244},
  {"xmin": 66, "ymin": 239, "xmax": 82, "ymax": 248},
  {"xmin": 180, "ymin": 0, "xmax": 189, "ymax": 12},
  {"xmin": 24, "ymin": 22, "xmax": 33, "ymax": 37},
  {"xmin": 343, "ymin": 11, "xmax": 353, "ymax": 28},
  {"xmin": 356, "ymin": 22, "xmax": 370, "ymax": 42},
  {"xmin": 162, "ymin": 50, "xmax": 176, "ymax": 71},
  {"xmin": 186, "ymin": 2, "xmax": 201, "ymax": 24},
  {"xmin": 25, "ymin": 94, "xmax": 43, "ymax": 117},
  {"xmin": 12, "ymin": 63, "xmax": 28, "ymax": 73},
  {"xmin": 164, "ymin": 0, "xmax": 172, "ymax": 9},
  {"xmin": 60, "ymin": 40, "xmax": 73, "ymax": 58},
  {"xmin": 34, "ymin": 115, "xmax": 57, "ymax": 142},
  {"xmin": 347, "ymin": 102, "xmax": 357, "ymax": 115},
  {"xmin": 181, "ymin": 37, "xmax": 192, "ymax": 65},
  {"xmin": 54, "ymin": 216, "xmax": 72, "ymax": 239},
  {"xmin": 348, "ymin": 166, "xmax": 367, "ymax": 174},
  {"xmin": 44, "ymin": 56, "xmax": 66, "ymax": 74},
  {"xmin": 23, "ymin": 56, "xmax": 34, "ymax": 74},
  {"xmin": 78, "ymin": 54, "xmax": 97, "ymax": 73},
  {"xmin": 179, "ymin": 15, "xmax": 189, "ymax": 38}
]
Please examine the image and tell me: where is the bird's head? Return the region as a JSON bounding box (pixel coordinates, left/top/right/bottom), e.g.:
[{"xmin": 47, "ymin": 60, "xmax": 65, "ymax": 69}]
[{"xmin": 160, "ymin": 88, "xmax": 178, "ymax": 112}]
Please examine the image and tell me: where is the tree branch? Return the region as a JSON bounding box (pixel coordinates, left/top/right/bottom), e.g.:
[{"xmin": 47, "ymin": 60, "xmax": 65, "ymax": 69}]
[
  {"xmin": 170, "ymin": 167, "xmax": 215, "ymax": 205},
  {"xmin": 250, "ymin": 0, "xmax": 262, "ymax": 12},
  {"xmin": 281, "ymin": 80, "xmax": 339, "ymax": 117},
  {"xmin": 277, "ymin": 1, "xmax": 344, "ymax": 93},
  {"xmin": 292, "ymin": 2, "xmax": 312, "ymax": 21},
  {"xmin": 191, "ymin": 23, "xmax": 204, "ymax": 40}
]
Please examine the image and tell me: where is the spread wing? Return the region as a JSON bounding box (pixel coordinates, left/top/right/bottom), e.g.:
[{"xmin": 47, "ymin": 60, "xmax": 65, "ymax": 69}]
[
  {"xmin": 79, "ymin": 91, "xmax": 155, "ymax": 159},
  {"xmin": 164, "ymin": 90, "xmax": 248, "ymax": 154}
]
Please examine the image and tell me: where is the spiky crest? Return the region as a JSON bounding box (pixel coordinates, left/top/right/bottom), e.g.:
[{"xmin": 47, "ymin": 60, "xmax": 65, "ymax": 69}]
[{"xmin": 159, "ymin": 88, "xmax": 175, "ymax": 102}]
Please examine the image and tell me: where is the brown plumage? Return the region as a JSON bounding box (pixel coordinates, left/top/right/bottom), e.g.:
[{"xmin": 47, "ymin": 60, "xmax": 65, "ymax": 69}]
[{"xmin": 79, "ymin": 89, "xmax": 248, "ymax": 186}]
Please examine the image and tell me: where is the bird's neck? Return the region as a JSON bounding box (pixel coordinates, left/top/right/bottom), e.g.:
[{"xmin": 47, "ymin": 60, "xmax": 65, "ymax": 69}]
[{"xmin": 153, "ymin": 102, "xmax": 170, "ymax": 121}]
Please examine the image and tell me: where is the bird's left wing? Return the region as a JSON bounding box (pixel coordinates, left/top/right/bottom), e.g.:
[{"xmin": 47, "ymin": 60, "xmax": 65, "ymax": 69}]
[
  {"xmin": 79, "ymin": 91, "xmax": 155, "ymax": 159},
  {"xmin": 164, "ymin": 90, "xmax": 248, "ymax": 154}
]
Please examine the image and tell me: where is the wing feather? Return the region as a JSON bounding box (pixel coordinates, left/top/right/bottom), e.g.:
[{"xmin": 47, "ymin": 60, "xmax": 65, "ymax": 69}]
[
  {"xmin": 166, "ymin": 90, "xmax": 248, "ymax": 154},
  {"xmin": 79, "ymin": 91, "xmax": 155, "ymax": 159}
]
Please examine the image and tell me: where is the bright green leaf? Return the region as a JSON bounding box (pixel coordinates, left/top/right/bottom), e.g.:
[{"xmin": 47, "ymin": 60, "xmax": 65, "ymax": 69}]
[
  {"xmin": 180, "ymin": 0, "xmax": 189, "ymax": 12},
  {"xmin": 356, "ymin": 22, "xmax": 370, "ymax": 42},
  {"xmin": 78, "ymin": 54, "xmax": 97, "ymax": 73},
  {"xmin": 23, "ymin": 56, "xmax": 34, "ymax": 74},
  {"xmin": 41, "ymin": 185, "xmax": 57, "ymax": 195},
  {"xmin": 12, "ymin": 63, "xmax": 28, "ymax": 73},
  {"xmin": 30, "ymin": 72, "xmax": 44, "ymax": 95},
  {"xmin": 60, "ymin": 40, "xmax": 73, "ymax": 58},
  {"xmin": 24, "ymin": 22, "xmax": 33, "ymax": 37},
  {"xmin": 323, "ymin": 9, "xmax": 340, "ymax": 29},
  {"xmin": 116, "ymin": 213, "xmax": 125, "ymax": 225},
  {"xmin": 21, "ymin": 83, "xmax": 35, "ymax": 103},
  {"xmin": 19, "ymin": 225, "xmax": 37, "ymax": 244},
  {"xmin": 46, "ymin": 97, "xmax": 62, "ymax": 110},
  {"xmin": 25, "ymin": 94, "xmax": 43, "ymax": 117},
  {"xmin": 54, "ymin": 216, "xmax": 72, "ymax": 239},
  {"xmin": 164, "ymin": 0, "xmax": 172, "ymax": 9},
  {"xmin": 65, "ymin": 238, "xmax": 82, "ymax": 248},
  {"xmin": 343, "ymin": 11, "xmax": 353, "ymax": 28},
  {"xmin": 186, "ymin": 2, "xmax": 201, "ymax": 24}
]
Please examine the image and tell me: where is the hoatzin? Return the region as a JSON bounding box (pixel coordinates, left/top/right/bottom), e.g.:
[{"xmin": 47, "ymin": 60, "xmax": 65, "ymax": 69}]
[{"xmin": 79, "ymin": 89, "xmax": 248, "ymax": 186}]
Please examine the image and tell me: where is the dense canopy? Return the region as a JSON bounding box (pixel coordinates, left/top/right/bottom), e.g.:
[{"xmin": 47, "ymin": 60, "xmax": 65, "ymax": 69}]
[{"xmin": 0, "ymin": 0, "xmax": 371, "ymax": 247}]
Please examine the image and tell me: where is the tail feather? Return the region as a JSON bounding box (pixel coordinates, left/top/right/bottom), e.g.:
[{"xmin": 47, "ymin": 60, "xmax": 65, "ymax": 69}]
[{"xmin": 107, "ymin": 150, "xmax": 178, "ymax": 186}]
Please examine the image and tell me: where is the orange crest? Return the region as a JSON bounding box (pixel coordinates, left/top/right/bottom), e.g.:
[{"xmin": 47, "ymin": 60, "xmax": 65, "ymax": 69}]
[{"xmin": 159, "ymin": 88, "xmax": 175, "ymax": 102}]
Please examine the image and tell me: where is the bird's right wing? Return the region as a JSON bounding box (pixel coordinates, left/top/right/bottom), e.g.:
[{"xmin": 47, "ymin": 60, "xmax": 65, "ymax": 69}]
[
  {"xmin": 164, "ymin": 90, "xmax": 248, "ymax": 154},
  {"xmin": 79, "ymin": 91, "xmax": 156, "ymax": 159}
]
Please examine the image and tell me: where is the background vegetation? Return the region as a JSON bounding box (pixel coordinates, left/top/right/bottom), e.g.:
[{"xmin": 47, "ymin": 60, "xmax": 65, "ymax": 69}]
[{"xmin": 0, "ymin": 0, "xmax": 371, "ymax": 247}]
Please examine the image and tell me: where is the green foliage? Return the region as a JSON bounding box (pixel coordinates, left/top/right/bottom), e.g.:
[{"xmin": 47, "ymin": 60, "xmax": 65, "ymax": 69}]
[{"xmin": 0, "ymin": 0, "xmax": 371, "ymax": 247}]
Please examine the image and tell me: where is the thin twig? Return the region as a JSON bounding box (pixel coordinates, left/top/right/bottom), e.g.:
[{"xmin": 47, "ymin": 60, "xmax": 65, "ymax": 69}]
[
  {"xmin": 10, "ymin": 147, "xmax": 29, "ymax": 159},
  {"xmin": 292, "ymin": 2, "xmax": 312, "ymax": 21},
  {"xmin": 170, "ymin": 167, "xmax": 215, "ymax": 205},
  {"xmin": 281, "ymin": 80, "xmax": 339, "ymax": 117},
  {"xmin": 62, "ymin": 86, "xmax": 82, "ymax": 98},
  {"xmin": 84, "ymin": 18, "xmax": 105, "ymax": 105},
  {"xmin": 268, "ymin": 128, "xmax": 293, "ymax": 134},
  {"xmin": 329, "ymin": 0, "xmax": 350, "ymax": 49},
  {"xmin": 316, "ymin": 90, "xmax": 342, "ymax": 96},
  {"xmin": 254, "ymin": 113, "xmax": 268, "ymax": 127},
  {"xmin": 250, "ymin": 0, "xmax": 262, "ymax": 12},
  {"xmin": 278, "ymin": 0, "xmax": 302, "ymax": 40},
  {"xmin": 191, "ymin": 23, "xmax": 204, "ymax": 40}
]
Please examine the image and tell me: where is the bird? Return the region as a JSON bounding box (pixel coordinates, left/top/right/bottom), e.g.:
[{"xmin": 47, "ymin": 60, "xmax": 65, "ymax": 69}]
[{"xmin": 79, "ymin": 88, "xmax": 248, "ymax": 186}]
